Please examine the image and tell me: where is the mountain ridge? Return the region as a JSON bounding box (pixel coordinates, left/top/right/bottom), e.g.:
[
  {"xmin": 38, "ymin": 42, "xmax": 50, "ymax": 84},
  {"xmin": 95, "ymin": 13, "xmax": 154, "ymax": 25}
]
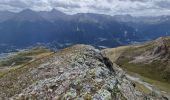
[
  {"xmin": 0, "ymin": 44, "xmax": 166, "ymax": 99},
  {"xmin": 0, "ymin": 9, "xmax": 139, "ymax": 53},
  {"xmin": 0, "ymin": 9, "xmax": 170, "ymax": 53}
]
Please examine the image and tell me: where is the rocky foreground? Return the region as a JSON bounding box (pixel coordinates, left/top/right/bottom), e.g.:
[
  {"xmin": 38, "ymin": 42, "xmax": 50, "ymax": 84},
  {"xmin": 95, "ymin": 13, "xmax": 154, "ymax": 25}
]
[{"xmin": 0, "ymin": 45, "xmax": 166, "ymax": 99}]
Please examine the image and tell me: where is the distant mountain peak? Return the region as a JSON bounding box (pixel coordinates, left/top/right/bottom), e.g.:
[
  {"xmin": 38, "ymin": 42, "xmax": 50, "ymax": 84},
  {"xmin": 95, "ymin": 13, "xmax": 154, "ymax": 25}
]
[
  {"xmin": 0, "ymin": 10, "xmax": 16, "ymax": 22},
  {"xmin": 11, "ymin": 9, "xmax": 46, "ymax": 22},
  {"xmin": 20, "ymin": 9, "xmax": 35, "ymax": 14},
  {"xmin": 0, "ymin": 10, "xmax": 15, "ymax": 14},
  {"xmin": 38, "ymin": 8, "xmax": 68, "ymax": 22},
  {"xmin": 50, "ymin": 8, "xmax": 66, "ymax": 15},
  {"xmin": 51, "ymin": 8, "xmax": 60, "ymax": 12}
]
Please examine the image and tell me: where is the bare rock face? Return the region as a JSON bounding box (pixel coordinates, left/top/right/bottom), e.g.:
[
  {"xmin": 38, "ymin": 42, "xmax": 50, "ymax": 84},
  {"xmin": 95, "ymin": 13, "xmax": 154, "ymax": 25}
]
[
  {"xmin": 131, "ymin": 37, "xmax": 170, "ymax": 64},
  {"xmin": 0, "ymin": 45, "xmax": 163, "ymax": 99}
]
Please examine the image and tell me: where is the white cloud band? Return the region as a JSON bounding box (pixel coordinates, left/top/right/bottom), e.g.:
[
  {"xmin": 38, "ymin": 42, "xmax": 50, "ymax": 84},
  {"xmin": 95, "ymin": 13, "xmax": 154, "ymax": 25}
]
[{"xmin": 0, "ymin": 0, "xmax": 170, "ymax": 16}]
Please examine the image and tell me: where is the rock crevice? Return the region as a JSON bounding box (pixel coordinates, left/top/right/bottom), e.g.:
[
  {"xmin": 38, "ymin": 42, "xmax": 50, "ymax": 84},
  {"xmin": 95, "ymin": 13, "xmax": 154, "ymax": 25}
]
[{"xmin": 0, "ymin": 45, "xmax": 163, "ymax": 100}]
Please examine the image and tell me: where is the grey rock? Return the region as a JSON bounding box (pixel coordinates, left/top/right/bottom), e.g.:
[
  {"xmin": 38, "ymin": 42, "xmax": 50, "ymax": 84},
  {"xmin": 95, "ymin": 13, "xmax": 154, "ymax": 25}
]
[{"xmin": 0, "ymin": 45, "xmax": 164, "ymax": 100}]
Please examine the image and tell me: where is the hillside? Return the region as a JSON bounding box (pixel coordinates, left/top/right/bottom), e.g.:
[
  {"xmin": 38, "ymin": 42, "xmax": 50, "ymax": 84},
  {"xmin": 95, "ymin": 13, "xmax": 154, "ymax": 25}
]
[
  {"xmin": 0, "ymin": 45, "xmax": 165, "ymax": 99},
  {"xmin": 104, "ymin": 36, "xmax": 170, "ymax": 97},
  {"xmin": 1, "ymin": 9, "xmax": 170, "ymax": 53},
  {"xmin": 0, "ymin": 9, "xmax": 139, "ymax": 54},
  {"xmin": 0, "ymin": 47, "xmax": 53, "ymax": 77}
]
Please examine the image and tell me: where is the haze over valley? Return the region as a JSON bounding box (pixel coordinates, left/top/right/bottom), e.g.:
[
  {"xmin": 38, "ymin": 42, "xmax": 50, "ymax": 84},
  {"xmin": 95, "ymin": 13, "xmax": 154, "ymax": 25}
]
[{"xmin": 0, "ymin": 9, "xmax": 170, "ymax": 53}]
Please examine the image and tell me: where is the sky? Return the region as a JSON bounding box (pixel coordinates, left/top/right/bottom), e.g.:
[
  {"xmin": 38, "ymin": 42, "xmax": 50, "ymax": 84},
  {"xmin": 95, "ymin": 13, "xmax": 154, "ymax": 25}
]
[{"xmin": 0, "ymin": 0, "xmax": 170, "ymax": 16}]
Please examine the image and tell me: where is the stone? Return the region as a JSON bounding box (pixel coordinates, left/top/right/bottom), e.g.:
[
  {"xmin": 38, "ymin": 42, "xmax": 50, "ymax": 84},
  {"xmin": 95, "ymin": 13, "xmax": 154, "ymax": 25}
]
[
  {"xmin": 93, "ymin": 89, "xmax": 112, "ymax": 100},
  {"xmin": 4, "ymin": 45, "xmax": 163, "ymax": 100}
]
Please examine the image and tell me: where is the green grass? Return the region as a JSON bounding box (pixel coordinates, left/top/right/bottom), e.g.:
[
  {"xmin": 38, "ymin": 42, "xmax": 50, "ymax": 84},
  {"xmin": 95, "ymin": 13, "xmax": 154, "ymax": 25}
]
[
  {"xmin": 0, "ymin": 56, "xmax": 32, "ymax": 67},
  {"xmin": 18, "ymin": 47, "xmax": 50, "ymax": 56},
  {"xmin": 115, "ymin": 56, "xmax": 170, "ymax": 96},
  {"xmin": 0, "ymin": 47, "xmax": 51, "ymax": 67},
  {"xmin": 116, "ymin": 58, "xmax": 170, "ymax": 83},
  {"xmin": 0, "ymin": 52, "xmax": 54, "ymax": 97},
  {"xmin": 134, "ymin": 82, "xmax": 152, "ymax": 94},
  {"xmin": 103, "ymin": 46, "xmax": 130, "ymax": 63},
  {"xmin": 0, "ymin": 47, "xmax": 53, "ymax": 80},
  {"xmin": 127, "ymin": 71, "xmax": 170, "ymax": 95},
  {"xmin": 141, "ymin": 76, "xmax": 170, "ymax": 94},
  {"xmin": 105, "ymin": 37, "xmax": 170, "ymax": 96}
]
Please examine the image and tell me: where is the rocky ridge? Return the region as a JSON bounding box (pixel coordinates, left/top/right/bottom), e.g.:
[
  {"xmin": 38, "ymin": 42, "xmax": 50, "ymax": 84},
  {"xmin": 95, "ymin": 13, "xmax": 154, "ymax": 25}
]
[
  {"xmin": 130, "ymin": 37, "xmax": 170, "ymax": 64},
  {"xmin": 0, "ymin": 45, "xmax": 165, "ymax": 99}
]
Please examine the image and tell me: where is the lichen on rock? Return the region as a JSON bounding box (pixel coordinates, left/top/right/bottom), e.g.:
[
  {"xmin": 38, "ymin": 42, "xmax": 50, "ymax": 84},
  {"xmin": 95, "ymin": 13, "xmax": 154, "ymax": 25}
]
[{"xmin": 0, "ymin": 45, "xmax": 165, "ymax": 100}]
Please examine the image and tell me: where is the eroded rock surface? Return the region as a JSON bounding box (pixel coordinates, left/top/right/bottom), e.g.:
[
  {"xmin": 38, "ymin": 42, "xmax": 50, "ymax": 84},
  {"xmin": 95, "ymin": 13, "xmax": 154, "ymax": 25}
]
[
  {"xmin": 130, "ymin": 37, "xmax": 170, "ymax": 64},
  {"xmin": 0, "ymin": 45, "xmax": 165, "ymax": 100}
]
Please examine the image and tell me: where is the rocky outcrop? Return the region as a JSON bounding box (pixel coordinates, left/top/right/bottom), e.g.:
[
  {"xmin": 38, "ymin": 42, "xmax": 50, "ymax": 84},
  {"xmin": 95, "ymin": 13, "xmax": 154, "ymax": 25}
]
[
  {"xmin": 0, "ymin": 45, "xmax": 164, "ymax": 99},
  {"xmin": 130, "ymin": 37, "xmax": 170, "ymax": 64}
]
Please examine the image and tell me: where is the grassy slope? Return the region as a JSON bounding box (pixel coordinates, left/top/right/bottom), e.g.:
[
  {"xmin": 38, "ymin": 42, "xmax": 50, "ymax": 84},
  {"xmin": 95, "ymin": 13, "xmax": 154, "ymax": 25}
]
[
  {"xmin": 0, "ymin": 45, "xmax": 89, "ymax": 97},
  {"xmin": 103, "ymin": 46, "xmax": 130, "ymax": 63},
  {"xmin": 116, "ymin": 39, "xmax": 170, "ymax": 83},
  {"xmin": 0, "ymin": 47, "xmax": 53, "ymax": 77},
  {"xmin": 0, "ymin": 53, "xmax": 54, "ymax": 97},
  {"xmin": 104, "ymin": 37, "xmax": 170, "ymax": 95},
  {"xmin": 0, "ymin": 50, "xmax": 55, "ymax": 98},
  {"xmin": 117, "ymin": 58, "xmax": 169, "ymax": 83}
]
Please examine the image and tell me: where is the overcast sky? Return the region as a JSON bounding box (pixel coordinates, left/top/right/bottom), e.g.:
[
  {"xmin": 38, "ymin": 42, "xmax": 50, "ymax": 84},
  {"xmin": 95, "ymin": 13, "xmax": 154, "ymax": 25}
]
[{"xmin": 0, "ymin": 0, "xmax": 170, "ymax": 16}]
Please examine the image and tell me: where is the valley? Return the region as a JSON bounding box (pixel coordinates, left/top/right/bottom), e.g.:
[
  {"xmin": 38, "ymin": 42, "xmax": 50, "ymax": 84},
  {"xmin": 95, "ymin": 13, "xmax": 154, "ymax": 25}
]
[
  {"xmin": 0, "ymin": 9, "xmax": 170, "ymax": 54},
  {"xmin": 0, "ymin": 47, "xmax": 53, "ymax": 77},
  {"xmin": 0, "ymin": 7, "xmax": 170, "ymax": 100}
]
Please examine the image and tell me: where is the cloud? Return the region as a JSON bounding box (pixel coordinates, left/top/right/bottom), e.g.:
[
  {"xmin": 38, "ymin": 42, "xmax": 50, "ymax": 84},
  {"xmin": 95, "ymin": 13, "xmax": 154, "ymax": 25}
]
[
  {"xmin": 0, "ymin": 0, "xmax": 170, "ymax": 16},
  {"xmin": 155, "ymin": 0, "xmax": 170, "ymax": 9}
]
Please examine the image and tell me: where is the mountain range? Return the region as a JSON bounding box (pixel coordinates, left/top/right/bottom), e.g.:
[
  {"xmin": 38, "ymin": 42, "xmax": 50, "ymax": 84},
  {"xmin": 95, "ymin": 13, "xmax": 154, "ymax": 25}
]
[{"xmin": 0, "ymin": 9, "xmax": 170, "ymax": 53}]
